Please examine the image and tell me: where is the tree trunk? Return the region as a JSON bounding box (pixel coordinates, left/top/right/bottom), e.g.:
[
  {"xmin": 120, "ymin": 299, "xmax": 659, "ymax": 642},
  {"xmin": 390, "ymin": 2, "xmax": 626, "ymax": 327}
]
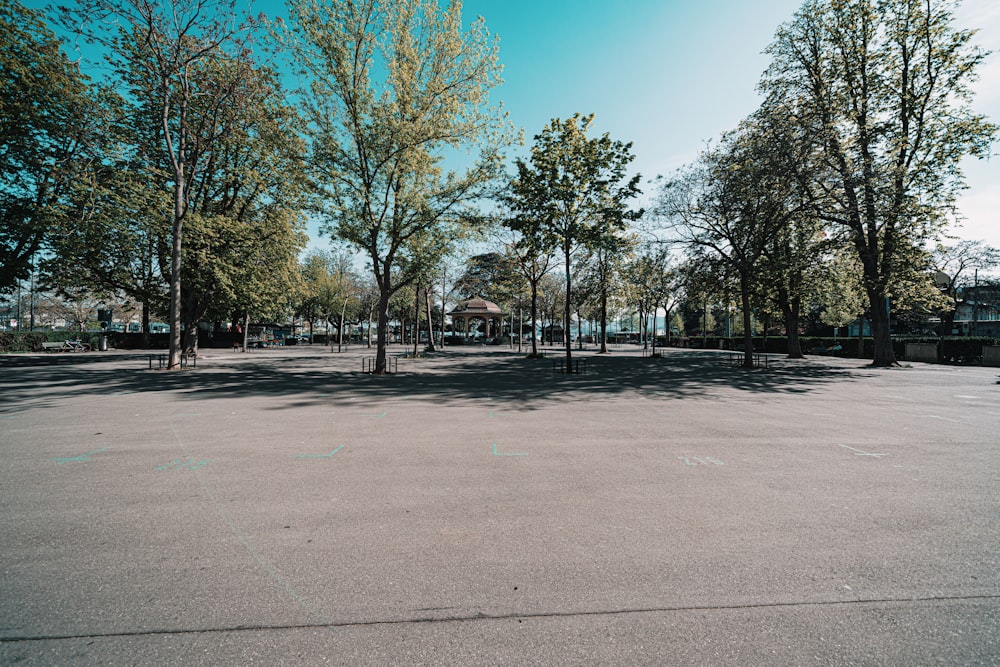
[
  {"xmin": 367, "ymin": 305, "xmax": 374, "ymax": 348},
  {"xmin": 425, "ymin": 287, "xmax": 436, "ymax": 352},
  {"xmin": 782, "ymin": 297, "xmax": 804, "ymax": 359},
  {"xmin": 413, "ymin": 286, "xmax": 420, "ymax": 357},
  {"xmin": 563, "ymin": 249, "xmax": 573, "ymax": 373},
  {"xmin": 375, "ymin": 284, "xmax": 391, "ymax": 374},
  {"xmin": 869, "ymin": 294, "xmax": 896, "ymax": 366},
  {"xmin": 530, "ymin": 281, "xmax": 539, "ymax": 356},
  {"xmin": 599, "ymin": 284, "xmax": 609, "ymax": 354},
  {"xmin": 167, "ymin": 177, "xmax": 184, "ymax": 370},
  {"xmin": 141, "ymin": 302, "xmax": 150, "ymax": 349},
  {"xmin": 740, "ymin": 274, "xmax": 754, "ymax": 368},
  {"xmin": 338, "ymin": 297, "xmax": 347, "ymax": 353}
]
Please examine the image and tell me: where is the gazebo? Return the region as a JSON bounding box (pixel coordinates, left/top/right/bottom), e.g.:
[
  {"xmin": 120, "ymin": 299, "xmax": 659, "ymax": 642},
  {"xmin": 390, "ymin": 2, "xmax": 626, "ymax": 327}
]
[{"xmin": 448, "ymin": 298, "xmax": 504, "ymax": 339}]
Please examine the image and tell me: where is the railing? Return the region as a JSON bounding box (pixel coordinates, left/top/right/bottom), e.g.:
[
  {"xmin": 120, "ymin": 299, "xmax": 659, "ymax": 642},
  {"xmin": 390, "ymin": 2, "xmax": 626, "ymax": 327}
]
[
  {"xmin": 552, "ymin": 358, "xmax": 588, "ymax": 375},
  {"xmin": 362, "ymin": 356, "xmax": 398, "ymax": 374}
]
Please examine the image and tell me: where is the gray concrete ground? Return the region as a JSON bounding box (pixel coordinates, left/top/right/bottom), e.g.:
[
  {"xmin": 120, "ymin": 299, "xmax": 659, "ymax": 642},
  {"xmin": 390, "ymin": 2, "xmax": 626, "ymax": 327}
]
[{"xmin": 1, "ymin": 343, "xmax": 999, "ymax": 665}]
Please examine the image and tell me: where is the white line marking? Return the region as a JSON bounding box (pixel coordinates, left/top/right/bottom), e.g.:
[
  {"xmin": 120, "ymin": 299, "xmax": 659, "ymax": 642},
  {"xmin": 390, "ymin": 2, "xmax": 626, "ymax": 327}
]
[{"xmin": 838, "ymin": 444, "xmax": 888, "ymax": 458}]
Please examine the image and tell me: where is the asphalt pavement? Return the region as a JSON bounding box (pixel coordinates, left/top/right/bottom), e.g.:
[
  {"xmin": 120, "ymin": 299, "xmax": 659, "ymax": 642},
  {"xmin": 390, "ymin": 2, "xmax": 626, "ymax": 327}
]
[{"xmin": 1, "ymin": 344, "xmax": 999, "ymax": 665}]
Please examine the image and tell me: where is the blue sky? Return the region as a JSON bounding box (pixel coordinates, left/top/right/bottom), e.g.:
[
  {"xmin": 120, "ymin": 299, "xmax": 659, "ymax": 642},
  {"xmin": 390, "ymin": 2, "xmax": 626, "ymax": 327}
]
[
  {"xmin": 33, "ymin": 0, "xmax": 999, "ymax": 251},
  {"xmin": 458, "ymin": 0, "xmax": 999, "ymax": 249}
]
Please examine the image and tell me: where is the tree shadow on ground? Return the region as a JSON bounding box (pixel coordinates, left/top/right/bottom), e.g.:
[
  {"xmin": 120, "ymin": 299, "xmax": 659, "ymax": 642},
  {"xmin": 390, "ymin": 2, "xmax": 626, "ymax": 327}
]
[{"xmin": 0, "ymin": 348, "xmax": 868, "ymax": 414}]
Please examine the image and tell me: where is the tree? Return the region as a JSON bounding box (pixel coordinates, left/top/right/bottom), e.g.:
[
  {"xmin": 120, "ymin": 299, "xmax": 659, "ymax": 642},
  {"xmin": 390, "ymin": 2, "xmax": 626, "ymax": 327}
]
[
  {"xmin": 1, "ymin": 1, "xmax": 97, "ymax": 292},
  {"xmin": 497, "ymin": 217, "xmax": 555, "ymax": 357},
  {"xmin": 578, "ymin": 231, "xmax": 634, "ymax": 353},
  {"xmin": 761, "ymin": 0, "xmax": 996, "ymax": 366},
  {"xmin": 62, "ymin": 0, "xmax": 263, "ymax": 369},
  {"xmin": 286, "ymin": 0, "xmax": 514, "ymax": 374},
  {"xmin": 933, "ymin": 240, "xmax": 1000, "ymax": 335},
  {"xmin": 42, "ymin": 85, "xmax": 171, "ymax": 347},
  {"xmin": 656, "ymin": 124, "xmax": 795, "ymax": 368},
  {"xmin": 172, "ymin": 58, "xmax": 309, "ymax": 355},
  {"xmin": 626, "ymin": 246, "xmax": 683, "ymax": 355},
  {"xmin": 508, "ymin": 114, "xmax": 641, "ymax": 372}
]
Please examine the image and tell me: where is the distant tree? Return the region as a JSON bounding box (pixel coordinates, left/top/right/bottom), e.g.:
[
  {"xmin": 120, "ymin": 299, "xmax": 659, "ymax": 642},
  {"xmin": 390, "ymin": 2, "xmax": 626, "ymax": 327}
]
[
  {"xmin": 508, "ymin": 114, "xmax": 641, "ymax": 371},
  {"xmin": 933, "ymin": 240, "xmax": 1000, "ymax": 335},
  {"xmin": 627, "ymin": 246, "xmax": 683, "ymax": 355},
  {"xmin": 761, "ymin": 0, "xmax": 997, "ymax": 366},
  {"xmin": 285, "ymin": 0, "xmax": 514, "ymax": 374},
  {"xmin": 498, "ymin": 218, "xmax": 555, "ymax": 357}
]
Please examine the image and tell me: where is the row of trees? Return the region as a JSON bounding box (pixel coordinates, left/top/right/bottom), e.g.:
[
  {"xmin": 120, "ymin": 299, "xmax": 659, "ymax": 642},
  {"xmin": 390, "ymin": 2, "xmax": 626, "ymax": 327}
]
[
  {"xmin": 652, "ymin": 0, "xmax": 996, "ymax": 367},
  {"xmin": 3, "ymin": 0, "xmax": 308, "ymax": 363},
  {"xmin": 3, "ymin": 0, "xmax": 995, "ymax": 370}
]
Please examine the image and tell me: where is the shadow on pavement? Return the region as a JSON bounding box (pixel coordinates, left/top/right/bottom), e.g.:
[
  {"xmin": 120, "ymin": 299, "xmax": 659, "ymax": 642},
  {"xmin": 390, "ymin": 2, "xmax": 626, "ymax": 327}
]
[{"xmin": 0, "ymin": 347, "xmax": 867, "ymax": 414}]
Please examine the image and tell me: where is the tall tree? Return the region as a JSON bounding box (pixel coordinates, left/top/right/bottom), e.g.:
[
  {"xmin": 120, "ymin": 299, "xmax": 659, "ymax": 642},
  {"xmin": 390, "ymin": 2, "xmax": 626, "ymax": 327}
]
[
  {"xmin": 286, "ymin": 0, "xmax": 514, "ymax": 374},
  {"xmin": 62, "ymin": 0, "xmax": 262, "ymax": 369},
  {"xmin": 509, "ymin": 114, "xmax": 641, "ymax": 372},
  {"xmin": 1, "ymin": 0, "xmax": 97, "ymax": 292},
  {"xmin": 761, "ymin": 0, "xmax": 996, "ymax": 366},
  {"xmin": 656, "ymin": 126, "xmax": 791, "ymax": 368}
]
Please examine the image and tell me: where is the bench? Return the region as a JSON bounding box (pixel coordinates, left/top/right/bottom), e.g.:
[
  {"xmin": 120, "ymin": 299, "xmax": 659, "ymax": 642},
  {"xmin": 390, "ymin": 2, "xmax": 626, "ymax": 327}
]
[
  {"xmin": 42, "ymin": 341, "xmax": 90, "ymax": 352},
  {"xmin": 148, "ymin": 353, "xmax": 197, "ymax": 369}
]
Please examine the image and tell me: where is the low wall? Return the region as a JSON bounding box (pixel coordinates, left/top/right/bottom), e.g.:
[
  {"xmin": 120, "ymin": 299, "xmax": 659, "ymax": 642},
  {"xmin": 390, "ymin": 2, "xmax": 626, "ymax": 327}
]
[
  {"xmin": 905, "ymin": 342, "xmax": 939, "ymax": 363},
  {"xmin": 983, "ymin": 346, "xmax": 1000, "ymax": 367}
]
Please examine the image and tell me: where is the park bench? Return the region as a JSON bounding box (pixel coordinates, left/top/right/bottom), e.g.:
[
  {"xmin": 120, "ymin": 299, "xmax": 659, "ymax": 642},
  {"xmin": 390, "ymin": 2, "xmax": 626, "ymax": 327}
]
[
  {"xmin": 148, "ymin": 352, "xmax": 196, "ymax": 369},
  {"xmin": 42, "ymin": 341, "xmax": 90, "ymax": 352}
]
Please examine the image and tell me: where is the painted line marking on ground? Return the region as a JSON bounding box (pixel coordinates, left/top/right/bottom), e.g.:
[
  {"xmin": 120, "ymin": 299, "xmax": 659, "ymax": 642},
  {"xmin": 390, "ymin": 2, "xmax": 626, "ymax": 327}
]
[
  {"xmin": 927, "ymin": 415, "xmax": 962, "ymax": 424},
  {"xmin": 954, "ymin": 395, "xmax": 982, "ymax": 400},
  {"xmin": 53, "ymin": 447, "xmax": 110, "ymax": 464},
  {"xmin": 361, "ymin": 412, "xmax": 387, "ymax": 419},
  {"xmin": 0, "ymin": 415, "xmax": 16, "ymax": 420},
  {"xmin": 493, "ymin": 443, "xmax": 527, "ymax": 457},
  {"xmin": 677, "ymin": 456, "xmax": 724, "ymax": 466},
  {"xmin": 156, "ymin": 457, "xmax": 211, "ymax": 471},
  {"xmin": 838, "ymin": 444, "xmax": 887, "ymax": 458},
  {"xmin": 295, "ymin": 445, "xmax": 344, "ymax": 459}
]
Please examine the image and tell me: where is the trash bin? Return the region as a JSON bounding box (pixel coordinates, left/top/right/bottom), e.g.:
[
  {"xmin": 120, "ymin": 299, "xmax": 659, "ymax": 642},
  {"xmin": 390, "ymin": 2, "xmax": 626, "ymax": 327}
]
[{"xmin": 98, "ymin": 335, "xmax": 108, "ymax": 351}]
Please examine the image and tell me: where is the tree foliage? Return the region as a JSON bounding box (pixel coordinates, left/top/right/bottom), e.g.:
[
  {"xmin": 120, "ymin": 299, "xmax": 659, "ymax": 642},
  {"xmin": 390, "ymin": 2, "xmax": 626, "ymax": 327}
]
[
  {"xmin": 760, "ymin": 0, "xmax": 996, "ymax": 365},
  {"xmin": 1, "ymin": 0, "xmax": 97, "ymax": 292},
  {"xmin": 286, "ymin": 0, "xmax": 515, "ymax": 373},
  {"xmin": 508, "ymin": 114, "xmax": 641, "ymax": 370}
]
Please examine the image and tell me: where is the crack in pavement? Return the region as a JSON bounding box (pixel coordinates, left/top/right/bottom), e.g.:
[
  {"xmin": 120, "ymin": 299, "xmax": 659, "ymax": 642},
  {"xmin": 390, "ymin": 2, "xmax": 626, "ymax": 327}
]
[{"xmin": 3, "ymin": 593, "xmax": 998, "ymax": 644}]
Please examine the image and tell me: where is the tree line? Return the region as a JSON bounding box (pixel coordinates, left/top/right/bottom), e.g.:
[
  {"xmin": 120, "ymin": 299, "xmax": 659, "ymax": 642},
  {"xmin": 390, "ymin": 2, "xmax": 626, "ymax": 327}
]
[{"xmin": 2, "ymin": 0, "xmax": 995, "ymax": 370}]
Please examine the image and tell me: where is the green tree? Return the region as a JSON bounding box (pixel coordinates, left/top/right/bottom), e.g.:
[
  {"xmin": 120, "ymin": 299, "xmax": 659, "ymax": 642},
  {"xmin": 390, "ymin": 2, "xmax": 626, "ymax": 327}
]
[
  {"xmin": 62, "ymin": 0, "xmax": 263, "ymax": 368},
  {"xmin": 508, "ymin": 114, "xmax": 641, "ymax": 372},
  {"xmin": 656, "ymin": 124, "xmax": 795, "ymax": 368},
  {"xmin": 497, "ymin": 216, "xmax": 555, "ymax": 357},
  {"xmin": 626, "ymin": 246, "xmax": 683, "ymax": 355},
  {"xmin": 43, "ymin": 88, "xmax": 171, "ymax": 346},
  {"xmin": 174, "ymin": 59, "xmax": 309, "ymax": 354},
  {"xmin": 286, "ymin": 0, "xmax": 514, "ymax": 374},
  {"xmin": 1, "ymin": 0, "xmax": 97, "ymax": 292},
  {"xmin": 761, "ymin": 0, "xmax": 996, "ymax": 366}
]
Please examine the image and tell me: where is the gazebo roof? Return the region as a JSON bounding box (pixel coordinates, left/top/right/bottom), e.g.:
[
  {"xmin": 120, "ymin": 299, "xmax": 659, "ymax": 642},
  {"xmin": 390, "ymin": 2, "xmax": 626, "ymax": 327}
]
[{"xmin": 448, "ymin": 298, "xmax": 503, "ymax": 316}]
